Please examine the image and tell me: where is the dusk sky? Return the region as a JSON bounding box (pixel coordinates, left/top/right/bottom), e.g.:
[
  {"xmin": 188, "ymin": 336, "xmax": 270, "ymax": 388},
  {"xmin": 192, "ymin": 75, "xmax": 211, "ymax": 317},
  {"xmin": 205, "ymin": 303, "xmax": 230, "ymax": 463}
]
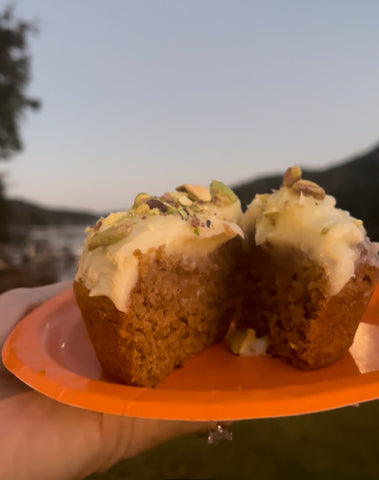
[{"xmin": 4, "ymin": 1, "xmax": 379, "ymax": 213}]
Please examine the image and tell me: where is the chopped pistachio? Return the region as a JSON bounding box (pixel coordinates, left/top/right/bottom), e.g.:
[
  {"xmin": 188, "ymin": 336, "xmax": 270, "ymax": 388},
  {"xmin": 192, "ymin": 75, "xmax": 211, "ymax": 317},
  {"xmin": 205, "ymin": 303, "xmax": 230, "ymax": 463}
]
[
  {"xmin": 177, "ymin": 207, "xmax": 190, "ymax": 220},
  {"xmin": 321, "ymin": 227, "xmax": 329, "ymax": 235},
  {"xmin": 133, "ymin": 192, "xmax": 150, "ymax": 209},
  {"xmin": 135, "ymin": 203, "xmax": 150, "ymax": 215},
  {"xmin": 164, "ymin": 191, "xmax": 183, "ymax": 202},
  {"xmin": 87, "ymin": 223, "xmax": 132, "ymax": 250},
  {"xmin": 93, "ymin": 219, "xmax": 103, "ymax": 232},
  {"xmin": 210, "ymin": 180, "xmax": 239, "ymax": 205},
  {"xmin": 146, "ymin": 208, "xmax": 160, "ymax": 216},
  {"xmin": 162, "ymin": 192, "xmax": 174, "ymax": 203},
  {"xmin": 176, "ymin": 184, "xmax": 212, "ymax": 202},
  {"xmin": 227, "ymin": 328, "xmax": 268, "ymax": 356},
  {"xmin": 189, "ymin": 202, "xmax": 201, "ymax": 213},
  {"xmin": 166, "ymin": 204, "xmax": 178, "ymax": 215},
  {"xmin": 178, "ymin": 195, "xmax": 193, "ymax": 207},
  {"xmin": 282, "ymin": 166, "xmax": 302, "ymax": 188},
  {"xmin": 193, "ymin": 227, "xmax": 200, "ymax": 236},
  {"xmin": 292, "ymin": 179, "xmax": 326, "ymax": 200},
  {"xmin": 146, "ymin": 198, "xmax": 168, "ymax": 213}
]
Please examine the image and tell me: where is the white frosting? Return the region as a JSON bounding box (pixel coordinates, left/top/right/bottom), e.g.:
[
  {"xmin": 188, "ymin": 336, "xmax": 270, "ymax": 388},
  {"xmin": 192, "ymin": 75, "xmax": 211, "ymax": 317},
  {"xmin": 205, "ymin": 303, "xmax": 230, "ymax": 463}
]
[
  {"xmin": 240, "ymin": 187, "xmax": 367, "ymax": 295},
  {"xmin": 76, "ymin": 201, "xmax": 243, "ymax": 312}
]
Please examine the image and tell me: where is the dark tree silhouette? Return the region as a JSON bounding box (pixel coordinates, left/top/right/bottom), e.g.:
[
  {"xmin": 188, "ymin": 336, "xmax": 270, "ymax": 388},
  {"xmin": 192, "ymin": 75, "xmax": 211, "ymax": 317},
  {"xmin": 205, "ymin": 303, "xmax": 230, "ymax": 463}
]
[
  {"xmin": 0, "ymin": 5, "xmax": 41, "ymax": 241},
  {"xmin": 0, "ymin": 5, "xmax": 40, "ymax": 160}
]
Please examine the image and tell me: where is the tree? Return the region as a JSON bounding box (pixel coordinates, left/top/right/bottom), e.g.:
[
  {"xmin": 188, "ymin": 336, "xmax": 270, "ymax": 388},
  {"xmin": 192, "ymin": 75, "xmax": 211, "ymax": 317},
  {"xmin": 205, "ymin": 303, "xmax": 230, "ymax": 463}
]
[
  {"xmin": 0, "ymin": 5, "xmax": 40, "ymax": 160},
  {"xmin": 0, "ymin": 5, "xmax": 40, "ymax": 242}
]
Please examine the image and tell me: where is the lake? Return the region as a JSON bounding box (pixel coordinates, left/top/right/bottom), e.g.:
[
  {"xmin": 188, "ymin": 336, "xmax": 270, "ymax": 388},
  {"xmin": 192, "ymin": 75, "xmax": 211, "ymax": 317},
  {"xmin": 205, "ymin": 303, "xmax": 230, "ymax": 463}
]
[{"xmin": 4, "ymin": 224, "xmax": 90, "ymax": 286}]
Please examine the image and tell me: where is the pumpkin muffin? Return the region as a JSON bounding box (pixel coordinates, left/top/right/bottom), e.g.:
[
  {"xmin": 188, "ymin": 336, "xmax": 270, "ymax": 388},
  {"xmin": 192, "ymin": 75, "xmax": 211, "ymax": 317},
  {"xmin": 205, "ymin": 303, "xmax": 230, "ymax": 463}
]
[{"xmin": 74, "ymin": 181, "xmax": 243, "ymax": 387}]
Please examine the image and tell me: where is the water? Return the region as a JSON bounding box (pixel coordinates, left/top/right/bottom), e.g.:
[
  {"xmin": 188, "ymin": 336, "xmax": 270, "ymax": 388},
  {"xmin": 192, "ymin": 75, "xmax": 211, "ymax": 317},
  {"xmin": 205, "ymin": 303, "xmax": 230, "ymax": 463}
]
[
  {"xmin": 8, "ymin": 224, "xmax": 89, "ymax": 282},
  {"xmin": 27, "ymin": 224, "xmax": 88, "ymax": 257},
  {"xmin": 32, "ymin": 224, "xmax": 89, "ymax": 281}
]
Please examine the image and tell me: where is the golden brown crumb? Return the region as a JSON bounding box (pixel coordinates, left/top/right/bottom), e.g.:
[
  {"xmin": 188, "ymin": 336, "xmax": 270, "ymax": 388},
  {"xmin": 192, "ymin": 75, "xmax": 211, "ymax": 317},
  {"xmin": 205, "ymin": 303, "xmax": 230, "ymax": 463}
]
[{"xmin": 74, "ymin": 242, "xmax": 240, "ymax": 387}]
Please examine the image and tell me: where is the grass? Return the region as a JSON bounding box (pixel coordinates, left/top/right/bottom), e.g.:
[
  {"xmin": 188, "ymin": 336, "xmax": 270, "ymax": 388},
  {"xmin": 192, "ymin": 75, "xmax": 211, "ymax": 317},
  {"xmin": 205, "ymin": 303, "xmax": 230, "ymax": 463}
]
[{"xmin": 86, "ymin": 399, "xmax": 379, "ymax": 480}]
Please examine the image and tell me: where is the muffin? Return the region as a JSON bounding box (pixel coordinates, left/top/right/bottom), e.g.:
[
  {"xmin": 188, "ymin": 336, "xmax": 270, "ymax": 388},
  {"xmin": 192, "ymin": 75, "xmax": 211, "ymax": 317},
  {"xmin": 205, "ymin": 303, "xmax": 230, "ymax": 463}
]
[
  {"xmin": 235, "ymin": 167, "xmax": 379, "ymax": 369},
  {"xmin": 74, "ymin": 181, "xmax": 243, "ymax": 387}
]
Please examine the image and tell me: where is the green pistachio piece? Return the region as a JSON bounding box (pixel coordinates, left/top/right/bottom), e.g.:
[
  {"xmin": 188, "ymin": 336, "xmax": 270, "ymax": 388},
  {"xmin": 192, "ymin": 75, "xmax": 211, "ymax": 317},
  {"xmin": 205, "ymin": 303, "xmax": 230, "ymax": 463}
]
[
  {"xmin": 87, "ymin": 223, "xmax": 132, "ymax": 250},
  {"xmin": 176, "ymin": 184, "xmax": 212, "ymax": 202},
  {"xmin": 178, "ymin": 195, "xmax": 192, "ymax": 207},
  {"xmin": 133, "ymin": 193, "xmax": 150, "ymax": 209},
  {"xmin": 177, "ymin": 207, "xmax": 190, "ymax": 220},
  {"xmin": 146, "ymin": 208, "xmax": 159, "ymax": 216},
  {"xmin": 163, "ymin": 191, "xmax": 183, "ymax": 202},
  {"xmin": 292, "ymin": 179, "xmax": 326, "ymax": 200},
  {"xmin": 210, "ymin": 180, "xmax": 239, "ymax": 205},
  {"xmin": 143, "ymin": 197, "xmax": 178, "ymax": 216},
  {"xmin": 281, "ymin": 166, "xmax": 302, "ymax": 188},
  {"xmin": 135, "ymin": 203, "xmax": 150, "ymax": 215},
  {"xmin": 227, "ymin": 328, "xmax": 268, "ymax": 356},
  {"xmin": 165, "ymin": 204, "xmax": 178, "ymax": 215},
  {"xmin": 161, "ymin": 192, "xmax": 174, "ymax": 202}
]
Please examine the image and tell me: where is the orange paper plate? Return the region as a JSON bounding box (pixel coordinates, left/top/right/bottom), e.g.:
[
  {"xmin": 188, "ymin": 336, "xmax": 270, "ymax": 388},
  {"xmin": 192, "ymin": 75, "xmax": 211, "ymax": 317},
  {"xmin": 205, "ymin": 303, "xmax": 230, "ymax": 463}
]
[{"xmin": 3, "ymin": 285, "xmax": 379, "ymax": 421}]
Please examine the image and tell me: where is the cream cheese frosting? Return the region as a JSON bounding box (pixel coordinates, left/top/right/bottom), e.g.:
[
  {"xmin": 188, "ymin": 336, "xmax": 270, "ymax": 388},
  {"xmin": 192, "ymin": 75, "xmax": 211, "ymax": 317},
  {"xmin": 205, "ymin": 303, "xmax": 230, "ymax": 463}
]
[
  {"xmin": 240, "ymin": 169, "xmax": 370, "ymax": 296},
  {"xmin": 76, "ymin": 181, "xmax": 243, "ymax": 312}
]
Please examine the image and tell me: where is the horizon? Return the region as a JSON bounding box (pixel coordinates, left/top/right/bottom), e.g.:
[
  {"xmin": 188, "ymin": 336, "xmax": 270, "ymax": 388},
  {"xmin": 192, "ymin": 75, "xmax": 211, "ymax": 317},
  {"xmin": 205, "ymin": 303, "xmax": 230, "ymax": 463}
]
[
  {"xmin": 8, "ymin": 138, "xmax": 377, "ymax": 215},
  {"xmin": 3, "ymin": 1, "xmax": 379, "ymax": 212}
]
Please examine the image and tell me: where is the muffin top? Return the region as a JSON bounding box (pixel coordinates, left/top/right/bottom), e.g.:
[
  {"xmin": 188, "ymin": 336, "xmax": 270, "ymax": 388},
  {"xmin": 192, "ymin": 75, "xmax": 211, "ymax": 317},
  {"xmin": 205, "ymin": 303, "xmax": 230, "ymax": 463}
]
[
  {"xmin": 76, "ymin": 181, "xmax": 243, "ymax": 312},
  {"xmin": 240, "ymin": 166, "xmax": 378, "ymax": 295}
]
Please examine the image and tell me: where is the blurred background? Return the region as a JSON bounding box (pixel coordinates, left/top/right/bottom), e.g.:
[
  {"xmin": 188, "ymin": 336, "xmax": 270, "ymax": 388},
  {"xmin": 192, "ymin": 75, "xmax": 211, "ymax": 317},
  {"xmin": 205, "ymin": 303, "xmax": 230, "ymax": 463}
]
[
  {"xmin": 1, "ymin": 1, "xmax": 378, "ymax": 478},
  {"xmin": 1, "ymin": 0, "xmax": 379, "ymax": 291}
]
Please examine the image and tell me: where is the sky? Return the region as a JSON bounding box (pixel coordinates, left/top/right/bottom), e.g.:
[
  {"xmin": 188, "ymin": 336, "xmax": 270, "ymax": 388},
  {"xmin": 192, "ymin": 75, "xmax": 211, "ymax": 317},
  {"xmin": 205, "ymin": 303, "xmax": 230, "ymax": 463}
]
[{"xmin": 3, "ymin": 0, "xmax": 379, "ymax": 213}]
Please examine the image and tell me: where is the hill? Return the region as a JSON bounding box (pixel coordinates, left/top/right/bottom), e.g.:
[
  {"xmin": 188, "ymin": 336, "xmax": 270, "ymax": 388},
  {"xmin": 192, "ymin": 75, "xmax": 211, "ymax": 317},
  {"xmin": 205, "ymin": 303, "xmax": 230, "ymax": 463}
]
[
  {"xmin": 232, "ymin": 142, "xmax": 379, "ymax": 240},
  {"xmin": 3, "ymin": 141, "xmax": 379, "ymax": 240},
  {"xmin": 6, "ymin": 198, "xmax": 99, "ymax": 226}
]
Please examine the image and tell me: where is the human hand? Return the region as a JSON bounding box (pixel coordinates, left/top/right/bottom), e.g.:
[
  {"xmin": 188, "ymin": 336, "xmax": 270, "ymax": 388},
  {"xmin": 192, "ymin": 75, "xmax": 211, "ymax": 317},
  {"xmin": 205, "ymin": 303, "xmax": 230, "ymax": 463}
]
[{"xmin": 0, "ymin": 282, "xmax": 216, "ymax": 480}]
